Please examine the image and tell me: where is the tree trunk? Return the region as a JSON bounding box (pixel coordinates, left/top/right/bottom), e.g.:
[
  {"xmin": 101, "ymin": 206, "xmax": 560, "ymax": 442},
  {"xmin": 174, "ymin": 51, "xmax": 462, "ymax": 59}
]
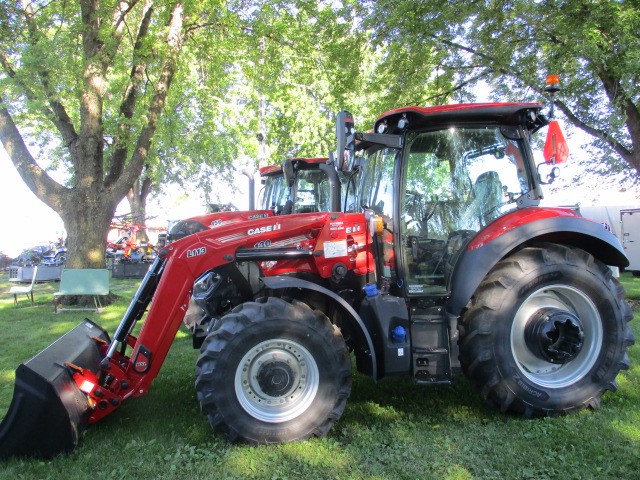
[
  {"xmin": 60, "ymin": 190, "xmax": 116, "ymax": 269},
  {"xmin": 126, "ymin": 177, "xmax": 152, "ymax": 244},
  {"xmin": 0, "ymin": 1, "xmax": 185, "ymax": 272}
]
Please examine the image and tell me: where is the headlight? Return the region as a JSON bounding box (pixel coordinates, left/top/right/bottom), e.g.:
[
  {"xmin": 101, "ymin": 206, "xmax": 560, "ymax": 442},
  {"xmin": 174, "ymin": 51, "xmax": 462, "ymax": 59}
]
[{"xmin": 193, "ymin": 271, "xmax": 221, "ymax": 300}]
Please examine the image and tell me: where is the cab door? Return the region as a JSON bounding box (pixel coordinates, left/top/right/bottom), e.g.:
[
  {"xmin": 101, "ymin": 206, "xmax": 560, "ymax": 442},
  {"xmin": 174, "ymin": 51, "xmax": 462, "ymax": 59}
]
[
  {"xmin": 355, "ymin": 144, "xmax": 401, "ymax": 290},
  {"xmin": 398, "ymin": 127, "xmax": 533, "ymax": 297}
]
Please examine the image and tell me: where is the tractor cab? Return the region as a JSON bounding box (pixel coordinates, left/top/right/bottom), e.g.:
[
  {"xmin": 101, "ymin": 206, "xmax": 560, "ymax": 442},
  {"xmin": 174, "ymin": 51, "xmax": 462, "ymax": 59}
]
[
  {"xmin": 349, "ymin": 103, "xmax": 549, "ymax": 297},
  {"xmin": 167, "ymin": 157, "xmax": 340, "ymax": 244},
  {"xmin": 258, "ymin": 164, "xmax": 287, "ymax": 213},
  {"xmin": 260, "ymin": 157, "xmax": 355, "ymax": 215},
  {"xmin": 260, "ymin": 158, "xmax": 335, "ymax": 215}
]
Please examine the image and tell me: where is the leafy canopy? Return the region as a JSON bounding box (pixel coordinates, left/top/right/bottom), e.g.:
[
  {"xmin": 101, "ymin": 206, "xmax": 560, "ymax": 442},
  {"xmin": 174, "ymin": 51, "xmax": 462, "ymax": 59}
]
[{"xmin": 365, "ymin": 0, "xmax": 640, "ymax": 180}]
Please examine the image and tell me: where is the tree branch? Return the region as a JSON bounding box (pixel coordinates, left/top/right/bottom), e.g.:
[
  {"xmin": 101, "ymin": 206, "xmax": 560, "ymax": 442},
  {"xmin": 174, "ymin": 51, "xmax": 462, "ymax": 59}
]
[
  {"xmin": 0, "ymin": 95, "xmax": 67, "ymax": 211},
  {"xmin": 433, "ymin": 36, "xmax": 638, "ymax": 169},
  {"xmin": 8, "ymin": 4, "xmax": 80, "ymax": 152},
  {"xmin": 80, "ymin": 0, "xmax": 101, "ymax": 60},
  {"xmin": 598, "ymin": 66, "xmax": 640, "ymax": 161},
  {"xmin": 112, "ymin": 1, "xmax": 185, "ymax": 201},
  {"xmin": 100, "ymin": 0, "xmax": 140, "ymax": 70},
  {"xmin": 0, "ymin": 50, "xmax": 78, "ymax": 151},
  {"xmin": 140, "ymin": 172, "xmax": 153, "ymax": 204},
  {"xmin": 105, "ymin": 2, "xmax": 154, "ymax": 188},
  {"xmin": 553, "ymin": 99, "xmax": 631, "ymax": 157}
]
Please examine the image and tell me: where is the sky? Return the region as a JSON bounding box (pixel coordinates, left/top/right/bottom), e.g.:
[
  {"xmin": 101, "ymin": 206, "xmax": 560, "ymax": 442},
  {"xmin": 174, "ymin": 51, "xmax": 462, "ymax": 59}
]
[{"xmin": 0, "ymin": 149, "xmax": 66, "ymax": 257}]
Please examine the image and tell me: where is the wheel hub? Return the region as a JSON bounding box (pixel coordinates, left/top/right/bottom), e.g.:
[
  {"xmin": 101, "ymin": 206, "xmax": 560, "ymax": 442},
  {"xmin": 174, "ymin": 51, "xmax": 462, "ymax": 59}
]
[
  {"xmin": 256, "ymin": 360, "xmax": 296, "ymax": 397},
  {"xmin": 235, "ymin": 338, "xmax": 319, "ymax": 423},
  {"xmin": 512, "ymin": 284, "xmax": 602, "ymax": 388},
  {"xmin": 525, "ymin": 307, "xmax": 584, "ymax": 364}
]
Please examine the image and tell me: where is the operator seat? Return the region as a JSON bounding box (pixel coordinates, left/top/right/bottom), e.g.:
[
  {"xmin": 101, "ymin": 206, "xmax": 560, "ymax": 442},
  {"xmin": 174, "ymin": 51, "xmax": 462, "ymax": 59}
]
[
  {"xmin": 280, "ymin": 199, "xmax": 293, "ymax": 215},
  {"xmin": 473, "ymin": 171, "xmax": 503, "ymax": 226}
]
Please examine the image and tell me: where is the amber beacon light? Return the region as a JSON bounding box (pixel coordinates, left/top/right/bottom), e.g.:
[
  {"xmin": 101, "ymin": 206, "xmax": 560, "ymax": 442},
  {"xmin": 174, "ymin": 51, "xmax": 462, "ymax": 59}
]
[{"xmin": 545, "ymin": 74, "xmax": 561, "ymax": 94}]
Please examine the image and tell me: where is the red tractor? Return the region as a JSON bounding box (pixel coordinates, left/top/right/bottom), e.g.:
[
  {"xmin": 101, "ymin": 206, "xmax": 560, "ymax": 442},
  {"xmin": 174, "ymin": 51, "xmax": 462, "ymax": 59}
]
[{"xmin": 0, "ymin": 102, "xmax": 634, "ymax": 459}]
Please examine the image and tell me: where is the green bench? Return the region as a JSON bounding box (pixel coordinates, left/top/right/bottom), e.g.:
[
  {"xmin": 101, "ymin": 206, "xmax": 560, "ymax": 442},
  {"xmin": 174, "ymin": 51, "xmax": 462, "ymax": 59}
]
[{"xmin": 53, "ymin": 269, "xmax": 110, "ymax": 313}]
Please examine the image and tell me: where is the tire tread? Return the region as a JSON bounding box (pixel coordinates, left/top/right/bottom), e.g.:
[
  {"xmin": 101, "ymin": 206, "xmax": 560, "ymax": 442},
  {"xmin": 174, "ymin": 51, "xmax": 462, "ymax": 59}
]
[
  {"xmin": 195, "ymin": 296, "xmax": 351, "ymax": 444},
  {"xmin": 459, "ymin": 243, "xmax": 634, "ymax": 417}
]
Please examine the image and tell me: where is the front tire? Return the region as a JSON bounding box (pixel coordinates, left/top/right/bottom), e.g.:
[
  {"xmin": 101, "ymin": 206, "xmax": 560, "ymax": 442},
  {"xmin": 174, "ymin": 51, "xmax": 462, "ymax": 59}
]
[
  {"xmin": 195, "ymin": 297, "xmax": 351, "ymax": 444},
  {"xmin": 459, "ymin": 243, "xmax": 634, "ymax": 416}
]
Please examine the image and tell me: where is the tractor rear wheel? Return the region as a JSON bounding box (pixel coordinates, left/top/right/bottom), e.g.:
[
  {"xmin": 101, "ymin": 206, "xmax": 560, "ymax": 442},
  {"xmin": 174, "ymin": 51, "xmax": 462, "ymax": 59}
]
[
  {"xmin": 195, "ymin": 296, "xmax": 351, "ymax": 444},
  {"xmin": 459, "ymin": 243, "xmax": 634, "ymax": 416}
]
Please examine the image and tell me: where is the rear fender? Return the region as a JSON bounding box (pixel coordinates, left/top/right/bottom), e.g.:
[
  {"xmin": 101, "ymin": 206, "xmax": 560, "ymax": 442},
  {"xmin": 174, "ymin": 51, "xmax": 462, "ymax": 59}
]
[
  {"xmin": 261, "ymin": 276, "xmax": 377, "ymax": 380},
  {"xmin": 449, "ymin": 208, "xmax": 628, "ymax": 315}
]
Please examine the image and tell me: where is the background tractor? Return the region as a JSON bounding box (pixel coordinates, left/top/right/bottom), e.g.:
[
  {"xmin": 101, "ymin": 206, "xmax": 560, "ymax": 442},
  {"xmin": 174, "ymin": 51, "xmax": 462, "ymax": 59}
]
[{"xmin": 165, "ymin": 156, "xmax": 352, "ymax": 246}]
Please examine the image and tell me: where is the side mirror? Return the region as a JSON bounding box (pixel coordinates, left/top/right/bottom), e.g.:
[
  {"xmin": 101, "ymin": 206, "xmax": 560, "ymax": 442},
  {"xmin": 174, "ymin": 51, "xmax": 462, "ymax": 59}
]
[
  {"xmin": 543, "ymin": 120, "xmax": 569, "ymax": 164},
  {"xmin": 336, "ymin": 110, "xmax": 355, "ymax": 170},
  {"xmin": 537, "ymin": 163, "xmax": 561, "ymax": 185}
]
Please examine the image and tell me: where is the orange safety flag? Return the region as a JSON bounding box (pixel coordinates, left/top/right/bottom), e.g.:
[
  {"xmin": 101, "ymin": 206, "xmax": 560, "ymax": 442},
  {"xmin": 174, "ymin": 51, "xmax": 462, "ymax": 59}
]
[{"xmin": 543, "ymin": 120, "xmax": 569, "ymax": 164}]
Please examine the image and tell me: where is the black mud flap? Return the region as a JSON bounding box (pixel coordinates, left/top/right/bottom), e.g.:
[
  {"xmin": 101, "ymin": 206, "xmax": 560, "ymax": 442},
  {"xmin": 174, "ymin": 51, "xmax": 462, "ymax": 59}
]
[{"xmin": 0, "ymin": 320, "xmax": 110, "ymax": 459}]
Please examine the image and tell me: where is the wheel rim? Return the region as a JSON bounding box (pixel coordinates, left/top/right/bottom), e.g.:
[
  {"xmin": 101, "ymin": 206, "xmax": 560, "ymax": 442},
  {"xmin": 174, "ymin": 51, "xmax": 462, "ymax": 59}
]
[
  {"xmin": 235, "ymin": 338, "xmax": 319, "ymax": 423},
  {"xmin": 511, "ymin": 284, "xmax": 603, "ymax": 388}
]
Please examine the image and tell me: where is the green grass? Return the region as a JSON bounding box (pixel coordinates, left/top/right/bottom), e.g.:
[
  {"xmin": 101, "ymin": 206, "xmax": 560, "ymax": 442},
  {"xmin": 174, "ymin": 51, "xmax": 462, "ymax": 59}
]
[{"xmin": 0, "ymin": 271, "xmax": 639, "ymax": 480}]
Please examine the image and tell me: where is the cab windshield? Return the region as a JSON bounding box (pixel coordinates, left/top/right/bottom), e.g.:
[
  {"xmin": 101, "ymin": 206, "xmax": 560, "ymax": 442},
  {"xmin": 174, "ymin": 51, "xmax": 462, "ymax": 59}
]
[
  {"xmin": 260, "ymin": 167, "xmax": 350, "ymax": 214},
  {"xmin": 260, "ymin": 173, "xmax": 287, "ymax": 212},
  {"xmin": 292, "ymin": 169, "xmax": 331, "ymax": 214},
  {"xmin": 355, "ymin": 126, "xmax": 533, "ymax": 296}
]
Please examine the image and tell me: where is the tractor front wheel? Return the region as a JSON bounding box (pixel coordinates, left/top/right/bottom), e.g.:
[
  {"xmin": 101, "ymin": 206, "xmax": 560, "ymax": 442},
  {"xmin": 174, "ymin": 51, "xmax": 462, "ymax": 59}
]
[
  {"xmin": 459, "ymin": 243, "xmax": 634, "ymax": 416},
  {"xmin": 195, "ymin": 297, "xmax": 351, "ymax": 444}
]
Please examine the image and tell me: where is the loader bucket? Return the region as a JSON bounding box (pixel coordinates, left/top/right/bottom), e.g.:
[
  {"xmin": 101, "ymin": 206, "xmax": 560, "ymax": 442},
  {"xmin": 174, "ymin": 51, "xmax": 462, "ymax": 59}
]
[{"xmin": 0, "ymin": 320, "xmax": 110, "ymax": 459}]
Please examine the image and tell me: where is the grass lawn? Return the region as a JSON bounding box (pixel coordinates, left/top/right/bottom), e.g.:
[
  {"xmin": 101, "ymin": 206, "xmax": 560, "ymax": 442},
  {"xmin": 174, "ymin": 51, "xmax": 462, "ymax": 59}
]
[{"xmin": 0, "ymin": 270, "xmax": 638, "ymax": 480}]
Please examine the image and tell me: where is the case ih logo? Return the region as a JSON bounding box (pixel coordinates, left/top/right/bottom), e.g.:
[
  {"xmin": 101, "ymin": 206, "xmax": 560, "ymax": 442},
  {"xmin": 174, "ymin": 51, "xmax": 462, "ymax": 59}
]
[
  {"xmin": 248, "ymin": 213, "xmax": 268, "ymax": 220},
  {"xmin": 248, "ymin": 223, "xmax": 281, "ymax": 235}
]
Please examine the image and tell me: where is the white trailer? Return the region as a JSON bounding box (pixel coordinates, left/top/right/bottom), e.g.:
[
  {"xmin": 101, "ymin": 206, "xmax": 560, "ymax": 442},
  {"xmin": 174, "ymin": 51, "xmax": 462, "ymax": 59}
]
[
  {"xmin": 577, "ymin": 205, "xmax": 626, "ymax": 243},
  {"xmin": 567, "ymin": 205, "xmax": 640, "ymax": 276},
  {"xmin": 621, "ymin": 208, "xmax": 640, "ymax": 274}
]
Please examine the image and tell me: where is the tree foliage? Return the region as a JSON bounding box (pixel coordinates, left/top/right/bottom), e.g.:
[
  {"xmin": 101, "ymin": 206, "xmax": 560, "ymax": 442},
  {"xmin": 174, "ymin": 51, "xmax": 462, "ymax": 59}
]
[
  {"xmin": 0, "ymin": 0, "xmax": 484, "ymax": 268},
  {"xmin": 0, "ymin": 0, "xmax": 243, "ymax": 266},
  {"xmin": 224, "ymin": 0, "xmax": 455, "ymax": 165},
  {"xmin": 228, "ymin": 0, "xmax": 369, "ymax": 163},
  {"xmin": 366, "ymin": 0, "xmax": 640, "ymax": 179}
]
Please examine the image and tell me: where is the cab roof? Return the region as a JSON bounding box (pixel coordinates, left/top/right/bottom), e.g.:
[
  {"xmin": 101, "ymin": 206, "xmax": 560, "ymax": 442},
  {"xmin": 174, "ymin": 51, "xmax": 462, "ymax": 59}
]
[
  {"xmin": 258, "ymin": 157, "xmax": 329, "ymax": 176},
  {"xmin": 375, "ymin": 103, "xmax": 546, "ymax": 134}
]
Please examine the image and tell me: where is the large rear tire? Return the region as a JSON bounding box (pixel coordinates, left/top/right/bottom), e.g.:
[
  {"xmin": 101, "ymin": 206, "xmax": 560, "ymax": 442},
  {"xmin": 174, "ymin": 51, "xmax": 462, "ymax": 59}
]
[
  {"xmin": 195, "ymin": 297, "xmax": 351, "ymax": 444},
  {"xmin": 459, "ymin": 243, "xmax": 634, "ymax": 416}
]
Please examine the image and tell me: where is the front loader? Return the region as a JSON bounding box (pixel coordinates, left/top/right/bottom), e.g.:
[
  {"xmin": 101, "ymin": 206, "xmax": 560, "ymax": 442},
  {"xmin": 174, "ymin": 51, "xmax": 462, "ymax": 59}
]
[
  {"xmin": 0, "ymin": 100, "xmax": 634, "ymax": 458},
  {"xmin": 166, "ymin": 156, "xmax": 349, "ymax": 341}
]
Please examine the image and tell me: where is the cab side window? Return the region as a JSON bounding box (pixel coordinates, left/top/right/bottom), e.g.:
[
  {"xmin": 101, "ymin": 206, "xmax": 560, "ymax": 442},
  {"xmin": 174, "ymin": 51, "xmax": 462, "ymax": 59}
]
[{"xmin": 357, "ymin": 146, "xmax": 398, "ymax": 281}]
